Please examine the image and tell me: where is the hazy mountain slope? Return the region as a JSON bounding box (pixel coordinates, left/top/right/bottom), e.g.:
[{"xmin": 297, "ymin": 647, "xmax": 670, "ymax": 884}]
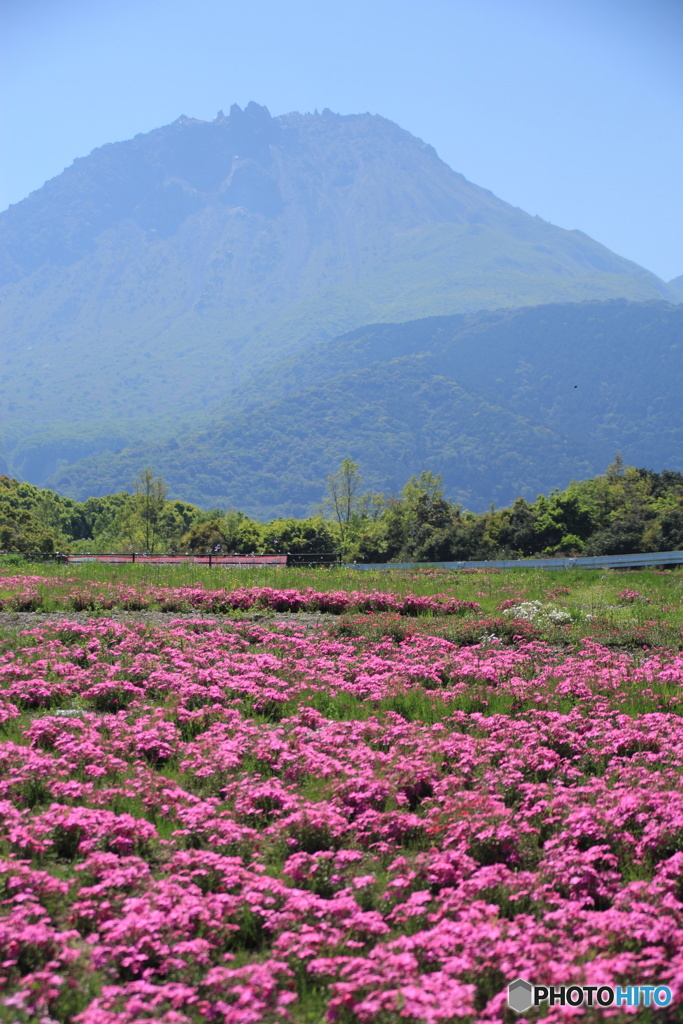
[
  {"xmin": 47, "ymin": 361, "xmax": 591, "ymax": 517},
  {"xmin": 1, "ymin": 104, "xmax": 678, "ymax": 482},
  {"xmin": 46, "ymin": 300, "xmax": 683, "ymax": 516},
  {"xmin": 229, "ymin": 298, "xmax": 683, "ymax": 456}
]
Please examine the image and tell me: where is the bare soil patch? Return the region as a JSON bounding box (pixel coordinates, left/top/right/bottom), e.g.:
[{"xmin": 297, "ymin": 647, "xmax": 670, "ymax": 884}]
[{"xmin": 0, "ymin": 610, "xmax": 334, "ymax": 632}]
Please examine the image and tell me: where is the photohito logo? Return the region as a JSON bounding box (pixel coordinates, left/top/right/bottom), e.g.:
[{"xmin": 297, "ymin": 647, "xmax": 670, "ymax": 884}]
[{"xmin": 507, "ymin": 978, "xmax": 672, "ymax": 1013}]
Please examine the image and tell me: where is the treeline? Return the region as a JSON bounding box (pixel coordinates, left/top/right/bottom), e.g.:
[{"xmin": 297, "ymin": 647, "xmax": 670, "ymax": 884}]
[{"xmin": 2, "ymin": 458, "xmax": 683, "ymax": 562}]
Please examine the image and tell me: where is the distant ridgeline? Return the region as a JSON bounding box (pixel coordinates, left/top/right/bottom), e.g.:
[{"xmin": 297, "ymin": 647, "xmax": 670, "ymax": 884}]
[
  {"xmin": 0, "ymin": 101, "xmax": 680, "ymax": 506},
  {"xmin": 2, "ymin": 458, "xmax": 683, "ymax": 563}
]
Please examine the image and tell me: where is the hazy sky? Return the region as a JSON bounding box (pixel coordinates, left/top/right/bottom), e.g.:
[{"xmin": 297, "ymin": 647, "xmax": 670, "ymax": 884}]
[{"xmin": 2, "ymin": 0, "xmax": 681, "ymax": 281}]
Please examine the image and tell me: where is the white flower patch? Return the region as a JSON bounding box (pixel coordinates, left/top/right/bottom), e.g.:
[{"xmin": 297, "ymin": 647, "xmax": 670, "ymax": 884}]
[
  {"xmin": 503, "ymin": 600, "xmax": 571, "ymax": 625},
  {"xmin": 479, "ymin": 633, "xmax": 502, "ymax": 645}
]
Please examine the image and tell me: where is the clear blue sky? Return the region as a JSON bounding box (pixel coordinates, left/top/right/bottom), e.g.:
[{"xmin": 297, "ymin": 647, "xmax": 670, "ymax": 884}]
[{"xmin": 2, "ymin": 0, "xmax": 681, "ymax": 281}]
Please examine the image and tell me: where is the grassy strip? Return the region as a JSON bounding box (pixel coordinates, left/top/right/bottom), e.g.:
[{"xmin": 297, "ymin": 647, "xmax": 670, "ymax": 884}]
[{"xmin": 5, "ymin": 558, "xmax": 681, "ymax": 649}]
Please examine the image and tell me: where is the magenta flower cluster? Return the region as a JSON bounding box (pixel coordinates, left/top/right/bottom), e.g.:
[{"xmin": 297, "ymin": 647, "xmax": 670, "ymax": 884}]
[
  {"xmin": 617, "ymin": 589, "xmax": 651, "ymax": 604},
  {"xmin": 1, "ymin": 602, "xmax": 683, "ymax": 1020},
  {"xmin": 0, "ymin": 576, "xmax": 479, "ymax": 618}
]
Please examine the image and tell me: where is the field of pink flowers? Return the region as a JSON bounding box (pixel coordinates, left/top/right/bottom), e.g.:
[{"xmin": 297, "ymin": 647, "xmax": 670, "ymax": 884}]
[
  {"xmin": 0, "ymin": 576, "xmax": 480, "ymax": 618},
  {"xmin": 1, "ymin": 573, "xmax": 683, "ymax": 1022}
]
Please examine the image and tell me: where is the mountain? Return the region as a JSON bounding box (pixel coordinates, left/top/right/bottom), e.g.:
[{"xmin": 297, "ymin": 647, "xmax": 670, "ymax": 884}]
[
  {"xmin": 47, "ymin": 299, "xmax": 683, "ymax": 517},
  {"xmin": 0, "ymin": 103, "xmax": 679, "ymax": 486},
  {"xmin": 669, "ymin": 276, "xmax": 683, "ymax": 302}
]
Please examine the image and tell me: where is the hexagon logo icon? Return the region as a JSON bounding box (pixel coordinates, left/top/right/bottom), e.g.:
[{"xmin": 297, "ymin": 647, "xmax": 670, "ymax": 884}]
[{"xmin": 508, "ymin": 978, "xmax": 534, "ymax": 1013}]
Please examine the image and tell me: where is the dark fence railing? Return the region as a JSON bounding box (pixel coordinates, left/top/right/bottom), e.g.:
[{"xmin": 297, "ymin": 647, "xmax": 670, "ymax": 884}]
[
  {"xmin": 1, "ymin": 551, "xmax": 341, "ymax": 568},
  {"xmin": 285, "ymin": 552, "xmax": 342, "ymax": 567},
  {"xmin": 65, "ymin": 554, "xmax": 289, "ymax": 567}
]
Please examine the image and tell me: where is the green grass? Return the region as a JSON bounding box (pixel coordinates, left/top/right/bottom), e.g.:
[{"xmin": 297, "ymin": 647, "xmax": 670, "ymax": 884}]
[
  {"xmin": 3, "ymin": 557, "xmax": 682, "ymax": 598},
  {"xmin": 1, "ymin": 559, "xmax": 682, "ymax": 649}
]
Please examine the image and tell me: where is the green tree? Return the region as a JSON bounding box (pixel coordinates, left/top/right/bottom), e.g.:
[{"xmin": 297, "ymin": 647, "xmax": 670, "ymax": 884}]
[
  {"xmin": 180, "ymin": 509, "xmax": 262, "ymax": 554},
  {"xmin": 261, "ymin": 516, "xmax": 335, "ymax": 555},
  {"xmin": 397, "ymin": 471, "xmax": 455, "ymax": 558},
  {"xmin": 581, "ymin": 457, "xmax": 653, "ymax": 555},
  {"xmin": 0, "ymin": 476, "xmax": 67, "ymax": 553},
  {"xmin": 131, "ymin": 468, "xmax": 167, "ymax": 552},
  {"xmin": 33, "ymin": 491, "xmax": 73, "ymax": 549},
  {"xmin": 180, "ymin": 517, "xmax": 230, "ymax": 554},
  {"xmin": 76, "ymin": 493, "xmax": 130, "ymax": 550},
  {"xmin": 321, "ymin": 459, "xmax": 364, "ymax": 558},
  {"xmin": 0, "ymin": 507, "xmax": 57, "ymax": 553}
]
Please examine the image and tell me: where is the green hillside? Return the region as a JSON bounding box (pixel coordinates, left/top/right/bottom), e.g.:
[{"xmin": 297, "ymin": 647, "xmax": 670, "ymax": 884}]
[{"xmin": 47, "ymin": 300, "xmax": 683, "ymax": 516}]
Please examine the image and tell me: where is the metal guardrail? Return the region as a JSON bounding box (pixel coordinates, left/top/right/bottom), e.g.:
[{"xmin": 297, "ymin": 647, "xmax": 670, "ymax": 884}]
[
  {"xmin": 3, "ymin": 550, "xmax": 682, "ymax": 572},
  {"xmin": 345, "ymin": 550, "xmax": 683, "ymax": 572}
]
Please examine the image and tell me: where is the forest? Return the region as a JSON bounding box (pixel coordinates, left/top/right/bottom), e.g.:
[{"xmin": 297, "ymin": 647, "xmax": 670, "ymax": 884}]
[
  {"xmin": 36, "ymin": 300, "xmax": 683, "ymax": 517},
  {"xmin": 2, "ymin": 457, "xmax": 683, "ymax": 564}
]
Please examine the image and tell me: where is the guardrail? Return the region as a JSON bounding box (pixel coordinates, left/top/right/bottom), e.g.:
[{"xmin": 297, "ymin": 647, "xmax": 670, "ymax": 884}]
[
  {"xmin": 345, "ymin": 550, "xmax": 683, "ymax": 571},
  {"xmin": 3, "ymin": 550, "xmax": 682, "ymax": 572}
]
